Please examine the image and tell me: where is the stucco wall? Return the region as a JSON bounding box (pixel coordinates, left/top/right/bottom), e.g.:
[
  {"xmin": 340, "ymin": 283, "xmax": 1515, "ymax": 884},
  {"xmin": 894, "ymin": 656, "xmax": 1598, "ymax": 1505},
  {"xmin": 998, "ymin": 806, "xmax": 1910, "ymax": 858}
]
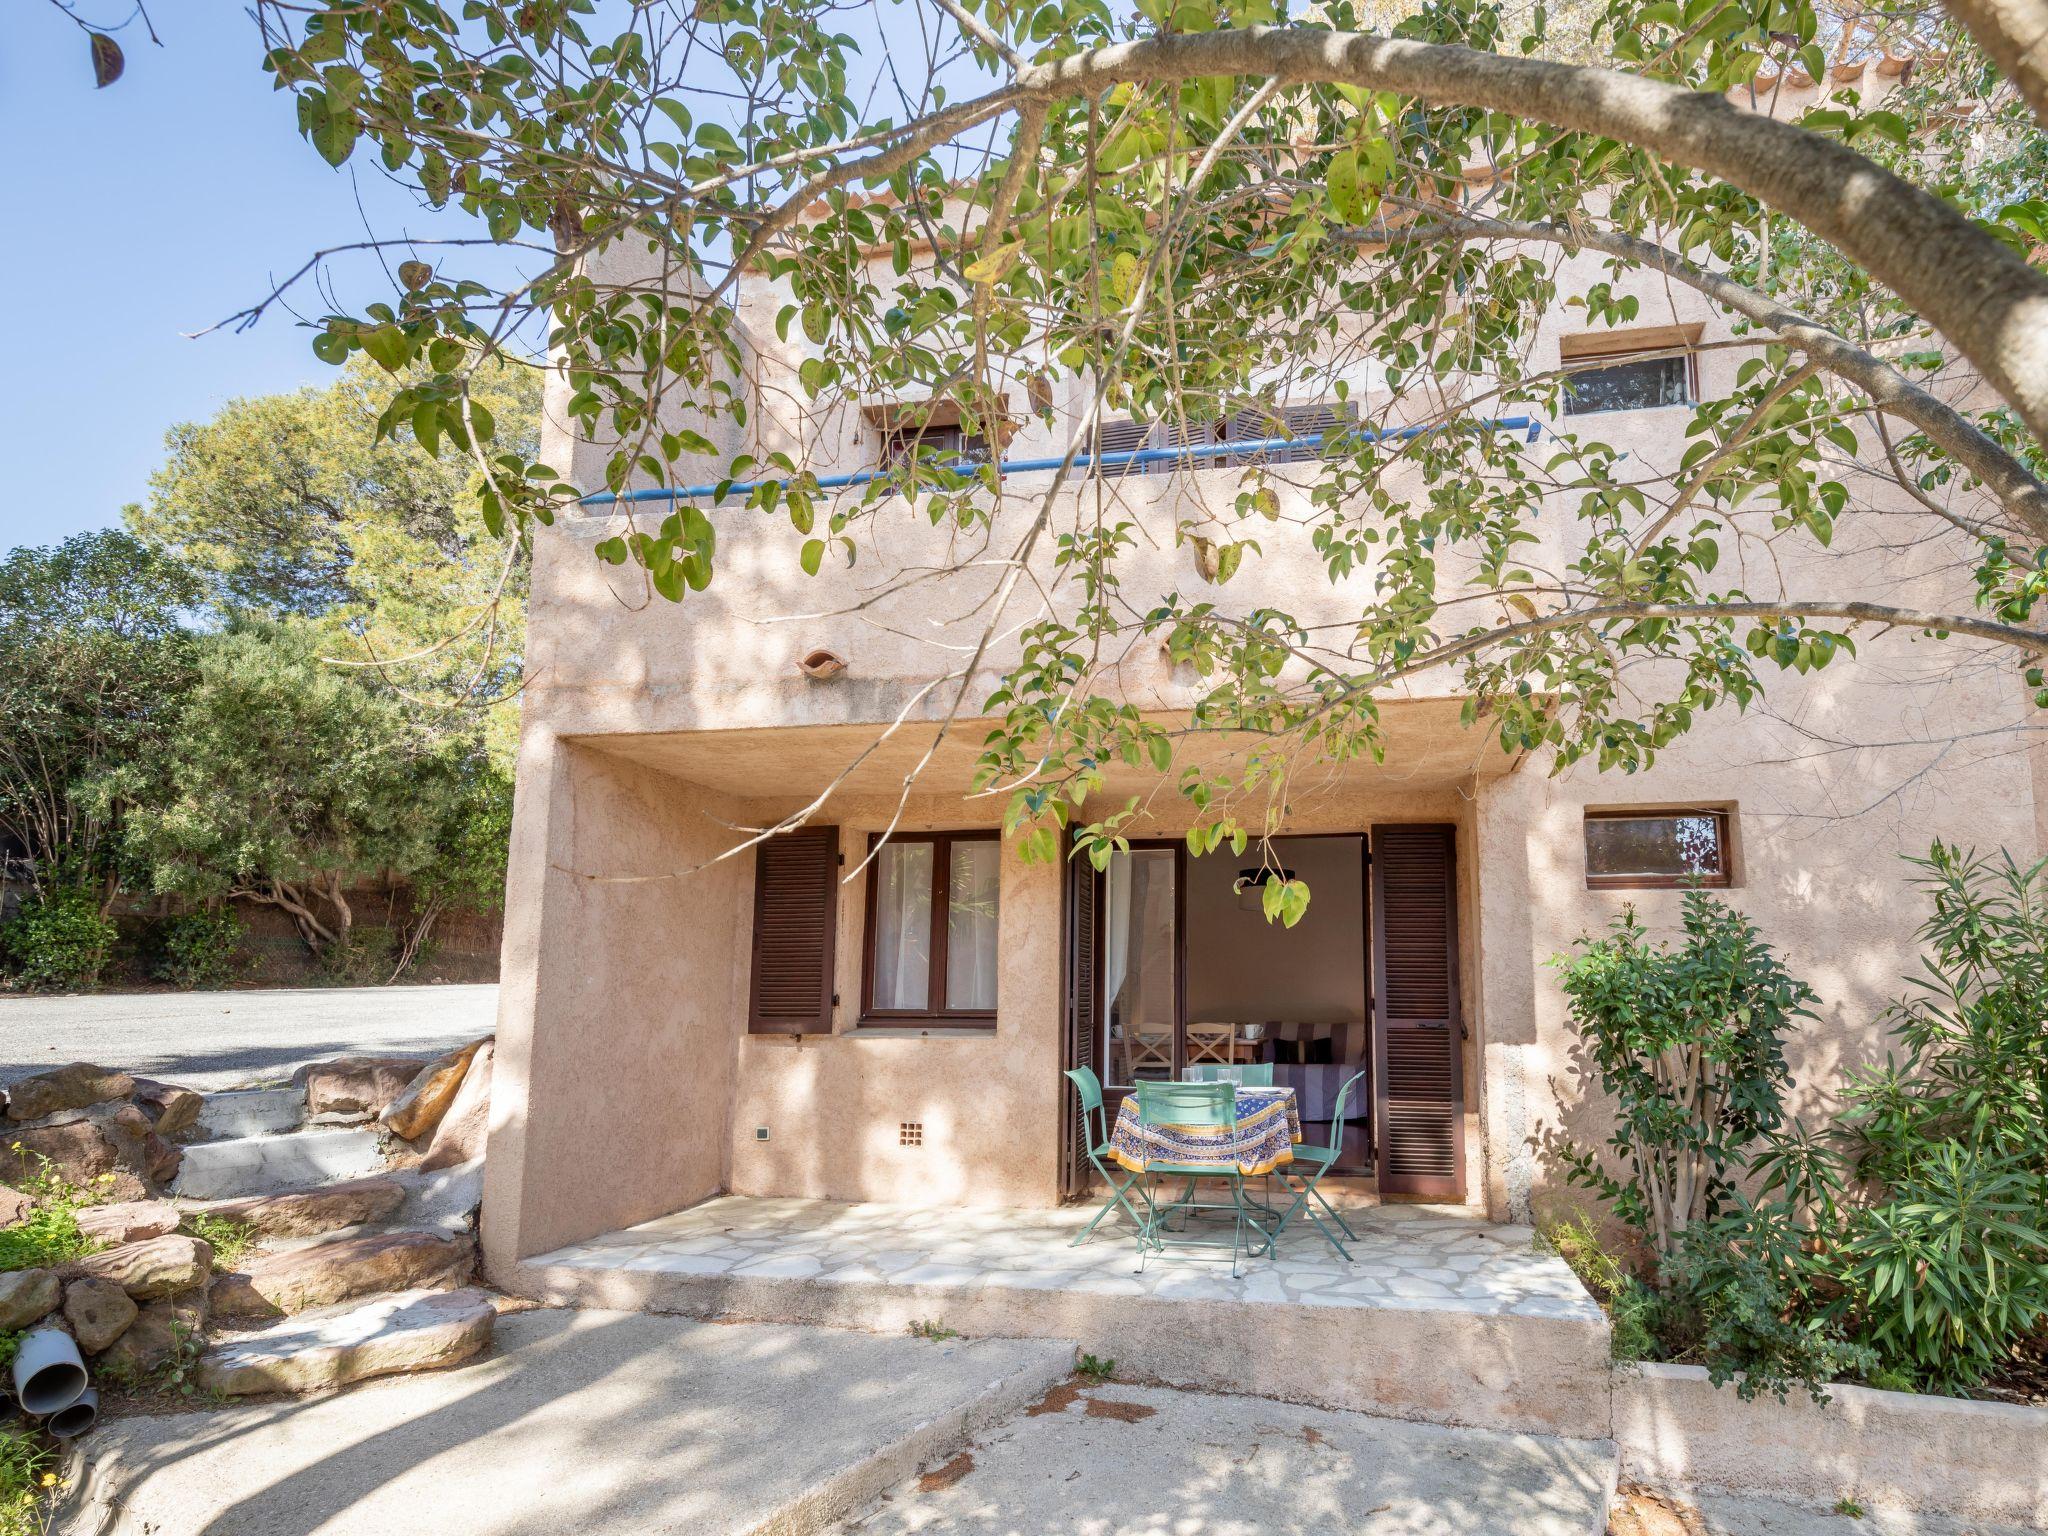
[
  {"xmin": 725, "ymin": 800, "xmax": 1065, "ymax": 1207},
  {"xmin": 483, "ymin": 735, "xmax": 751, "ymax": 1267}
]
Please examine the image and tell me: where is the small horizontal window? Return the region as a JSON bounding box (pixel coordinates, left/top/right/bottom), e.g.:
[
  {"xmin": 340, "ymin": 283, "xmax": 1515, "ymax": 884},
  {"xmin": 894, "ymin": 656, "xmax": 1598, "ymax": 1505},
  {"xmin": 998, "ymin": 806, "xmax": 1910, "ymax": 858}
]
[
  {"xmin": 861, "ymin": 831, "xmax": 1000, "ymax": 1025},
  {"xmin": 1584, "ymin": 810, "xmax": 1730, "ymax": 888},
  {"xmin": 1563, "ymin": 351, "xmax": 1694, "ymax": 415},
  {"xmin": 877, "ymin": 422, "xmax": 991, "ymax": 469}
]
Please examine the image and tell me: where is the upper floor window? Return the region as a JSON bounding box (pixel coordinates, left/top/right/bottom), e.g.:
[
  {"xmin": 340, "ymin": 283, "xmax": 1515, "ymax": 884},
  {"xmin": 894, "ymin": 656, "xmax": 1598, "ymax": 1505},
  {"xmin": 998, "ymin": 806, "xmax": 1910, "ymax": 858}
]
[
  {"xmin": 867, "ymin": 400, "xmax": 1000, "ymax": 470},
  {"xmin": 862, "ymin": 831, "xmax": 1000, "ymax": 1025},
  {"xmin": 1584, "ymin": 809, "xmax": 1732, "ymax": 889},
  {"xmin": 1561, "ymin": 326, "xmax": 1701, "ymax": 415},
  {"xmin": 1093, "ymin": 402, "xmax": 1355, "ymax": 474}
]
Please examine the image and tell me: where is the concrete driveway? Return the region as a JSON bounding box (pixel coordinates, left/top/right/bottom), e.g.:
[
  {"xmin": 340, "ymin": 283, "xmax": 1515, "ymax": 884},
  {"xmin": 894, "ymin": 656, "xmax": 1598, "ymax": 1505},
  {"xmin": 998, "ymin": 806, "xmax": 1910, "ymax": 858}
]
[{"xmin": 0, "ymin": 984, "xmax": 499, "ymax": 1090}]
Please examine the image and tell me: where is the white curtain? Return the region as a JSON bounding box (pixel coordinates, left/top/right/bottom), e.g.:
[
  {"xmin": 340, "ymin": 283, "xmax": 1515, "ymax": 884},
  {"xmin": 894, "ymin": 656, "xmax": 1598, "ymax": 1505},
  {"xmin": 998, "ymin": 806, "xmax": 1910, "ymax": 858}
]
[
  {"xmin": 944, "ymin": 840, "xmax": 1000, "ymax": 1010},
  {"xmin": 871, "ymin": 842, "xmax": 932, "ymax": 1009}
]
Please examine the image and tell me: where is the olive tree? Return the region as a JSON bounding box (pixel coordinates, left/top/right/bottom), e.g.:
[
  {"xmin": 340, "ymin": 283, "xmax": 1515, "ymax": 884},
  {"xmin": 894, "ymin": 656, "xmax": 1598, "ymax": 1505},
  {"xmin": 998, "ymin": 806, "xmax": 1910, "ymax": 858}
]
[{"xmin": 230, "ymin": 0, "xmax": 2048, "ymax": 868}]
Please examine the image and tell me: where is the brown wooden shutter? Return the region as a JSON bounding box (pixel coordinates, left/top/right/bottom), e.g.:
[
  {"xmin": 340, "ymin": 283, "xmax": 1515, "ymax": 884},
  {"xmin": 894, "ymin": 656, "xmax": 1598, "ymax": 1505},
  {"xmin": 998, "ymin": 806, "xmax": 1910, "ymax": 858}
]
[
  {"xmin": 748, "ymin": 826, "xmax": 839, "ymax": 1034},
  {"xmin": 1369, "ymin": 823, "xmax": 1465, "ymax": 1198},
  {"xmin": 1059, "ymin": 850, "xmax": 1101, "ymax": 1200}
]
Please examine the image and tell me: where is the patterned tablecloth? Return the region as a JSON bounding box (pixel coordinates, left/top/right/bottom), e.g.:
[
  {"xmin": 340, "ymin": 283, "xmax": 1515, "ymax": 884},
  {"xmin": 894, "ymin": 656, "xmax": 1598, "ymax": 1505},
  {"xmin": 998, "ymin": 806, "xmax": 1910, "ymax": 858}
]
[{"xmin": 1110, "ymin": 1086, "xmax": 1301, "ymax": 1177}]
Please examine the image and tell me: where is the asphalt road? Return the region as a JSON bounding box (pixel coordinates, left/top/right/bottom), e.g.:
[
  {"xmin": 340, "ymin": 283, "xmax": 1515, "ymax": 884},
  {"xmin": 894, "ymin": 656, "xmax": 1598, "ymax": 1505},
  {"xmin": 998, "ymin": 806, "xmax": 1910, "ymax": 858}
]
[{"xmin": 0, "ymin": 983, "xmax": 499, "ymax": 1091}]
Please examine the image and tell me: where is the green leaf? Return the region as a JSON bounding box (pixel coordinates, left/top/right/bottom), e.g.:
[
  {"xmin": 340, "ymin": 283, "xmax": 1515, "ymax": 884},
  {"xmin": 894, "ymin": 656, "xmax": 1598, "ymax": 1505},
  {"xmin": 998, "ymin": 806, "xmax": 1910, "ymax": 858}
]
[{"xmin": 800, "ymin": 538, "xmax": 825, "ymax": 576}]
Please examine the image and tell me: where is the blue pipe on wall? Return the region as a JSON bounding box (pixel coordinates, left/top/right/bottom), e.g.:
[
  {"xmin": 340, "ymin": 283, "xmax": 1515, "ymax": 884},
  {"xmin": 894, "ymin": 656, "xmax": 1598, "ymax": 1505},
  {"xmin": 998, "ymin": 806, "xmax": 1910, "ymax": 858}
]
[{"xmin": 576, "ymin": 414, "xmax": 1545, "ymax": 509}]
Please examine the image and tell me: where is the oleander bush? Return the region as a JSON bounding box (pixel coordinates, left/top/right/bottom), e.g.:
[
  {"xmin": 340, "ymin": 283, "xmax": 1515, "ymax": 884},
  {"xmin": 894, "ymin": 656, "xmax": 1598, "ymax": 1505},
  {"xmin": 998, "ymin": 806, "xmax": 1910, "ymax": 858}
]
[{"xmin": 1553, "ymin": 847, "xmax": 2048, "ymax": 1399}]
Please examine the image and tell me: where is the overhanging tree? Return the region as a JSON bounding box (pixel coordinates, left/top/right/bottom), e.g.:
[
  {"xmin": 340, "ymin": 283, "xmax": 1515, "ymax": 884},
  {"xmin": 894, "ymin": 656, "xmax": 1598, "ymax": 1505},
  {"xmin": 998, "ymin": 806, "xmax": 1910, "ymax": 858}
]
[{"xmin": 237, "ymin": 0, "xmax": 2048, "ymax": 872}]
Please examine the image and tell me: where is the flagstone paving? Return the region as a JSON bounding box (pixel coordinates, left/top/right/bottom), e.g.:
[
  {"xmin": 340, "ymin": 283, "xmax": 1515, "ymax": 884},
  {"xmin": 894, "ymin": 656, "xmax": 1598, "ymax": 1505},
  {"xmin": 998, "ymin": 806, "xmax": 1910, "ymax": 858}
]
[{"xmin": 530, "ymin": 1195, "xmax": 1601, "ymax": 1322}]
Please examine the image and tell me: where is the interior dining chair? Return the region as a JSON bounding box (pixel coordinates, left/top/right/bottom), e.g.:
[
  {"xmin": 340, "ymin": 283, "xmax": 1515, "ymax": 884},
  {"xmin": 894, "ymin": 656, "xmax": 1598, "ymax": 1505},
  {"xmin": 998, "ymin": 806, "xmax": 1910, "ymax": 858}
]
[
  {"xmin": 1266, "ymin": 1069, "xmax": 1367, "ymax": 1260},
  {"xmin": 1063, "ymin": 1067, "xmax": 1149, "ymax": 1247},
  {"xmin": 1184, "ymin": 1022, "xmax": 1235, "ymax": 1065},
  {"xmin": 1129, "ymin": 1025, "xmax": 1173, "ymax": 1074},
  {"xmin": 1131, "ymin": 1080, "xmax": 1268, "ymax": 1278}
]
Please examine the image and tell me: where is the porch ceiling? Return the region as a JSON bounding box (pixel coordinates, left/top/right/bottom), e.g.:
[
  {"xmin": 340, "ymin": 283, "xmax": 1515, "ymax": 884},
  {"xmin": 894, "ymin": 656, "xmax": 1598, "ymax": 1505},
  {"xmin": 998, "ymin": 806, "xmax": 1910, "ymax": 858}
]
[{"xmin": 585, "ymin": 696, "xmax": 1522, "ymax": 801}]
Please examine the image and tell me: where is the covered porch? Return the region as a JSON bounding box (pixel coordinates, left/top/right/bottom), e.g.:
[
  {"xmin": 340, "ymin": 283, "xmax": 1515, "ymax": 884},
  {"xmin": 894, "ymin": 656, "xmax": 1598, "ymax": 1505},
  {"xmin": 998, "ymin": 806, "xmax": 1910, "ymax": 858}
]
[{"xmin": 505, "ymin": 1194, "xmax": 1611, "ymax": 1439}]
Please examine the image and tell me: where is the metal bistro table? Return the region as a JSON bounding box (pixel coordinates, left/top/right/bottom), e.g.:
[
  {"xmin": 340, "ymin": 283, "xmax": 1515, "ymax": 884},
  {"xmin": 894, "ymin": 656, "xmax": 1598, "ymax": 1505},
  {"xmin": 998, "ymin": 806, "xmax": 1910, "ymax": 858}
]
[{"xmin": 1109, "ymin": 1085, "xmax": 1302, "ymax": 1264}]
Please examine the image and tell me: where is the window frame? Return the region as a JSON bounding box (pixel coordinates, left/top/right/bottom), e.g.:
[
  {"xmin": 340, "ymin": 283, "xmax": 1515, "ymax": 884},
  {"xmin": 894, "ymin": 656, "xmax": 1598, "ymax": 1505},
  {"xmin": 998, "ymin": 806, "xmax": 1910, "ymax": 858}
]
[
  {"xmin": 1559, "ymin": 330, "xmax": 1701, "ymax": 417},
  {"xmin": 859, "ymin": 830, "xmax": 1001, "ymax": 1027},
  {"xmin": 1583, "ymin": 808, "xmax": 1733, "ymax": 890}
]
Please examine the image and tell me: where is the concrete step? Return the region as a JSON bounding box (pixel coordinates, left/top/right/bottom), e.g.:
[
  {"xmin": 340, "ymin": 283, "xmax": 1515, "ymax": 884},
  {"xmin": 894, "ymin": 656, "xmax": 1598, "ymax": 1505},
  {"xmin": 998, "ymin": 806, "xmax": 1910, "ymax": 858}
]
[
  {"xmin": 836, "ymin": 1380, "xmax": 1620, "ymax": 1536},
  {"xmin": 172, "ymin": 1127, "xmax": 384, "ymax": 1200},
  {"xmin": 61, "ymin": 1309, "xmax": 1076, "ymax": 1536},
  {"xmin": 199, "ymin": 1287, "xmax": 497, "ymax": 1395},
  {"xmin": 193, "ymin": 1087, "xmax": 305, "ymax": 1142}
]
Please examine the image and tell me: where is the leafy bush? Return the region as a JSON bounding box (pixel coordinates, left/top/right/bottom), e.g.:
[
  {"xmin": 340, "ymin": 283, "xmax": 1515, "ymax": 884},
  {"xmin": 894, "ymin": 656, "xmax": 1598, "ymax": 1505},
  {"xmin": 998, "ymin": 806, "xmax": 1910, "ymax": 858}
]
[
  {"xmin": 1552, "ymin": 892, "xmax": 1815, "ymax": 1262},
  {"xmin": 1828, "ymin": 1144, "xmax": 2048, "ymax": 1394},
  {"xmin": 1829, "ymin": 845, "xmax": 2048, "ymax": 1393},
  {"xmin": 1658, "ymin": 1202, "xmax": 1874, "ymax": 1403},
  {"xmin": 0, "ymin": 887, "xmax": 117, "ymax": 991},
  {"xmin": 153, "ymin": 907, "xmax": 244, "ymax": 989}
]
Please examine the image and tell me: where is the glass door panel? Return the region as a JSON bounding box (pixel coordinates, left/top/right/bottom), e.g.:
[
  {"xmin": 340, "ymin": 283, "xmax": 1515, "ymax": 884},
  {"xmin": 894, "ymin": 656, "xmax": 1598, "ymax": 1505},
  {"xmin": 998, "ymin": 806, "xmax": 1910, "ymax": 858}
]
[{"xmin": 1102, "ymin": 848, "xmax": 1178, "ymax": 1087}]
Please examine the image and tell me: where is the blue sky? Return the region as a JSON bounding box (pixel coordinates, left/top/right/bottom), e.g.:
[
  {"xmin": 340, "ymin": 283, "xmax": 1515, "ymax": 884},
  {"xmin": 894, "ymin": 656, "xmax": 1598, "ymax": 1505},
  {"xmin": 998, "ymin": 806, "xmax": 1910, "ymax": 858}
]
[{"xmin": 0, "ymin": 3, "xmax": 520, "ymax": 555}]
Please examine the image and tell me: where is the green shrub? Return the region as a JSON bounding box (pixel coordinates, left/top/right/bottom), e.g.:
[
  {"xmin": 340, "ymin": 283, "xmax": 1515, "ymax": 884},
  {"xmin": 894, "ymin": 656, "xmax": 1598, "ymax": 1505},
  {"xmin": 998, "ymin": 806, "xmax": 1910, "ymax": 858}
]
[
  {"xmin": 1828, "ymin": 1144, "xmax": 2048, "ymax": 1394},
  {"xmin": 0, "ymin": 887, "xmax": 116, "ymax": 991},
  {"xmin": 1552, "ymin": 892, "xmax": 1814, "ymax": 1263},
  {"xmin": 153, "ymin": 907, "xmax": 244, "ymax": 989},
  {"xmin": 318, "ymin": 925, "xmax": 399, "ymax": 985},
  {"xmin": 1830, "ymin": 845, "xmax": 2048, "ymax": 1393},
  {"xmin": 1658, "ymin": 1201, "xmax": 1874, "ymax": 1403}
]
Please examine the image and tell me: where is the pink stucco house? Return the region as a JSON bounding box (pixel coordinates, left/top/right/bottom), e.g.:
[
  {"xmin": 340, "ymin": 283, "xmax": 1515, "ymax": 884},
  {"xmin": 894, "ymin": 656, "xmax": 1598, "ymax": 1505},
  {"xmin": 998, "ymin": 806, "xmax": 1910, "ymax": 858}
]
[{"xmin": 474, "ymin": 70, "xmax": 2041, "ymax": 1421}]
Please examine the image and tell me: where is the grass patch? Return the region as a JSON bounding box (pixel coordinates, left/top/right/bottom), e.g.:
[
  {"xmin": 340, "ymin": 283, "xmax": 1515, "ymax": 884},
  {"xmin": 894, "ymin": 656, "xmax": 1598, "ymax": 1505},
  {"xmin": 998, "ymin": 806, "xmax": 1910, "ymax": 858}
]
[
  {"xmin": 183, "ymin": 1213, "xmax": 257, "ymax": 1271},
  {"xmin": 1538, "ymin": 1213, "xmax": 1660, "ymax": 1363},
  {"xmin": 1832, "ymin": 1497, "xmax": 1866, "ymax": 1520},
  {"xmin": 0, "ymin": 1157, "xmax": 109, "ymax": 1274},
  {"xmin": 0, "ymin": 1425, "xmax": 58, "ymax": 1536},
  {"xmin": 907, "ymin": 1319, "xmax": 960, "ymax": 1342}
]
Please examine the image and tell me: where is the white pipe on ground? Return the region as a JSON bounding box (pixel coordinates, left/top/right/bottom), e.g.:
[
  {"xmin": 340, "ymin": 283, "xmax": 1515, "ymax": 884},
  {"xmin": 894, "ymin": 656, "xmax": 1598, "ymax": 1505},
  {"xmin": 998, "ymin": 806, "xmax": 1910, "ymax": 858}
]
[
  {"xmin": 12, "ymin": 1327, "xmax": 87, "ymax": 1417},
  {"xmin": 46, "ymin": 1388, "xmax": 98, "ymax": 1439}
]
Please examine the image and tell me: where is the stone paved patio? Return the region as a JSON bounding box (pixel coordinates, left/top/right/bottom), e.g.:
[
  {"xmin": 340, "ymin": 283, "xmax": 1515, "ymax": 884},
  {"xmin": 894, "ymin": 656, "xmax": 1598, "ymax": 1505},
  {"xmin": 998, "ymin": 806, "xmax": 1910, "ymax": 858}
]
[
  {"xmin": 528, "ymin": 1195, "xmax": 1601, "ymax": 1322},
  {"xmin": 509, "ymin": 1196, "xmax": 1613, "ymax": 1437}
]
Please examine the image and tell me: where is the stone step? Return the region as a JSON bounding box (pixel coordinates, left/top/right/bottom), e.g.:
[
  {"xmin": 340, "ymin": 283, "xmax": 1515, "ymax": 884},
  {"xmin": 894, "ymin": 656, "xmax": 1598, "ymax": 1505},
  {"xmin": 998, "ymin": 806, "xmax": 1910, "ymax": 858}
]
[
  {"xmin": 199, "ymin": 1287, "xmax": 497, "ymax": 1396},
  {"xmin": 189, "ymin": 1175, "xmax": 408, "ymax": 1237},
  {"xmin": 212, "ymin": 1229, "xmax": 477, "ymax": 1319},
  {"xmin": 172, "ymin": 1127, "xmax": 384, "ymax": 1201},
  {"xmin": 192, "ymin": 1087, "xmax": 306, "ymax": 1142}
]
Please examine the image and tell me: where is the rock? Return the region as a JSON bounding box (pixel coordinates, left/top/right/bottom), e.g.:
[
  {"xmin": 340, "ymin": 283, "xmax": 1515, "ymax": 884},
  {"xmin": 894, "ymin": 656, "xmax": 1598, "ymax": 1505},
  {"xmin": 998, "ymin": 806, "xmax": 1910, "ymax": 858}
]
[
  {"xmin": 5, "ymin": 1064, "xmax": 133, "ymax": 1122},
  {"xmin": 129, "ymin": 1079, "xmax": 203, "ymax": 1138},
  {"xmin": 63, "ymin": 1276, "xmax": 139, "ymax": 1353},
  {"xmin": 212, "ymin": 1231, "xmax": 475, "ymax": 1320},
  {"xmin": 0, "ymin": 1269, "xmax": 61, "ymax": 1330},
  {"xmin": 197, "ymin": 1287, "xmax": 495, "ymax": 1396},
  {"xmin": 97, "ymin": 1291, "xmax": 207, "ymax": 1377},
  {"xmin": 202, "ymin": 1175, "xmax": 407, "ymax": 1237},
  {"xmin": 105, "ymin": 1107, "xmax": 182, "ymax": 1186},
  {"xmin": 74, "ymin": 1200, "xmax": 182, "ymax": 1245},
  {"xmin": 296, "ymin": 1056, "xmax": 427, "ymax": 1118},
  {"xmin": 4, "ymin": 1115, "xmax": 148, "ymax": 1201},
  {"xmin": 381, "ymin": 1037, "xmax": 489, "ymax": 1142},
  {"xmin": 65, "ymin": 1234, "xmax": 213, "ymax": 1300},
  {"xmin": 420, "ymin": 1043, "xmax": 493, "ymax": 1172},
  {"xmin": 0, "ymin": 1183, "xmax": 31, "ymax": 1225}
]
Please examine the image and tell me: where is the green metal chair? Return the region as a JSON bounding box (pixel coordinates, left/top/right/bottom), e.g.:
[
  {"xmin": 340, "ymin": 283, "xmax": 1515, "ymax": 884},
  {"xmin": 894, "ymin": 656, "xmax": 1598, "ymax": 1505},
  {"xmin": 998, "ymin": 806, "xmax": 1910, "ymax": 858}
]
[
  {"xmin": 1131, "ymin": 1080, "xmax": 1270, "ymax": 1277},
  {"xmin": 1185, "ymin": 1063, "xmax": 1274, "ymax": 1086},
  {"xmin": 1063, "ymin": 1067, "xmax": 1148, "ymax": 1247},
  {"xmin": 1266, "ymin": 1070, "xmax": 1367, "ymax": 1260}
]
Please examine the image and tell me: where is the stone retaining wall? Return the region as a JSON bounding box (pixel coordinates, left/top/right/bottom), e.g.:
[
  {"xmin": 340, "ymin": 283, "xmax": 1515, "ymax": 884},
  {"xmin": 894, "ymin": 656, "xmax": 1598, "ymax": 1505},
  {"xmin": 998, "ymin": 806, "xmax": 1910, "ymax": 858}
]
[{"xmin": 1614, "ymin": 1361, "xmax": 2048, "ymax": 1527}]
